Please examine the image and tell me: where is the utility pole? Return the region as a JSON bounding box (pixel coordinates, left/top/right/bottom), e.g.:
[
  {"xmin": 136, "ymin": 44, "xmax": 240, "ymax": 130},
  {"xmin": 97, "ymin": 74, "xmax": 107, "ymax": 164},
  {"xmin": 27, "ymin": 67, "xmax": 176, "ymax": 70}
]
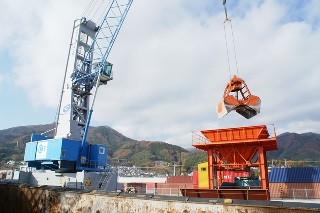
[{"xmin": 179, "ymin": 145, "xmax": 182, "ymax": 175}]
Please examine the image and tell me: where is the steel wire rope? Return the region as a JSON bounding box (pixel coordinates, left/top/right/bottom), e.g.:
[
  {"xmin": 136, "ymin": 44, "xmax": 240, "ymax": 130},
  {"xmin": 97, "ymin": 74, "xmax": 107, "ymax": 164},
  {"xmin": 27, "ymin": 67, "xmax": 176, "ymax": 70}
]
[
  {"xmin": 230, "ymin": 20, "xmax": 239, "ymax": 77},
  {"xmin": 91, "ymin": 0, "xmax": 107, "ymax": 21},
  {"xmin": 222, "ymin": 0, "xmax": 240, "ymax": 79},
  {"xmin": 94, "ymin": 0, "xmax": 114, "ymax": 65},
  {"xmin": 97, "ymin": 0, "xmax": 113, "ymax": 26},
  {"xmin": 223, "ymin": 23, "xmax": 232, "ymax": 80},
  {"xmin": 94, "ymin": 1, "xmax": 112, "ymax": 56},
  {"xmin": 83, "ymin": 0, "xmax": 95, "ymax": 18},
  {"xmin": 85, "ymin": 0, "xmax": 99, "ymax": 19},
  {"xmin": 80, "ymin": 0, "xmax": 109, "ymax": 81}
]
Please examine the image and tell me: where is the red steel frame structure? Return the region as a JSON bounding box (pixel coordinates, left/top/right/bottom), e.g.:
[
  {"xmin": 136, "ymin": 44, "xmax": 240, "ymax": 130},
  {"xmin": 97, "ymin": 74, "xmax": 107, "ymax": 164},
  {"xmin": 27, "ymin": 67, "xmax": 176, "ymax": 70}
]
[{"xmin": 182, "ymin": 125, "xmax": 278, "ymax": 200}]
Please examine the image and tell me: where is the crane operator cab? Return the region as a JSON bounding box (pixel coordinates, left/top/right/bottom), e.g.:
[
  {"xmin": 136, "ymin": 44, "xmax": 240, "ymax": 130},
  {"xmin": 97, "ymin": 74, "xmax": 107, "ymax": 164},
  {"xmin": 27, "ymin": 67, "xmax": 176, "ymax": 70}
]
[
  {"xmin": 93, "ymin": 61, "xmax": 113, "ymax": 85},
  {"xmin": 216, "ymin": 75, "xmax": 261, "ymax": 119}
]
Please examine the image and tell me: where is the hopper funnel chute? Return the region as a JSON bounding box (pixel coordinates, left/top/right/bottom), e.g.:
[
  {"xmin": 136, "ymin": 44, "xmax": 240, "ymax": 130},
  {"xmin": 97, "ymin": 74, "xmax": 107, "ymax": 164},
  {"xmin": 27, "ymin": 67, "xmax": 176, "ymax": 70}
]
[{"xmin": 216, "ymin": 75, "xmax": 261, "ymax": 119}]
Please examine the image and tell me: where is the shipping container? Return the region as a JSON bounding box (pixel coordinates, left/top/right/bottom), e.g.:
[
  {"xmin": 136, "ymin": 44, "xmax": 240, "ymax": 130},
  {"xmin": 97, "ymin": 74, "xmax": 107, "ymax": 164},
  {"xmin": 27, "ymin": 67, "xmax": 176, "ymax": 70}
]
[
  {"xmin": 146, "ymin": 182, "xmax": 155, "ymax": 194},
  {"xmin": 198, "ymin": 162, "xmax": 250, "ymax": 188},
  {"xmin": 146, "ymin": 182, "xmax": 155, "ymax": 189},
  {"xmin": 269, "ymin": 167, "xmax": 320, "ymax": 183},
  {"xmin": 193, "ymin": 170, "xmax": 198, "ymax": 189},
  {"xmin": 166, "ymin": 176, "xmax": 193, "ymax": 183},
  {"xmin": 156, "ymin": 183, "xmax": 194, "ymax": 196},
  {"xmin": 218, "ymin": 170, "xmax": 250, "ymax": 183}
]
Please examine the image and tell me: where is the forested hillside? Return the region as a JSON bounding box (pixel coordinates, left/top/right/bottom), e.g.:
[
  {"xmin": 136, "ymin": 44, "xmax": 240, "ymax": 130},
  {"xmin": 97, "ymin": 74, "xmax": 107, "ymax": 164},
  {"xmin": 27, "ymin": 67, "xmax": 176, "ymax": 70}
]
[
  {"xmin": 1, "ymin": 124, "xmax": 320, "ymax": 173},
  {"xmin": 0, "ymin": 124, "xmax": 207, "ymax": 174}
]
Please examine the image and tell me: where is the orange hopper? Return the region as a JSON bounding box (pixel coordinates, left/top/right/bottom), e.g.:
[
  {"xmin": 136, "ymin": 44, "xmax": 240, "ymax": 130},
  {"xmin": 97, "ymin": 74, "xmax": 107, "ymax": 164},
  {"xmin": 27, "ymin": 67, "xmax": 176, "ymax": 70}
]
[{"xmin": 216, "ymin": 75, "xmax": 261, "ymax": 119}]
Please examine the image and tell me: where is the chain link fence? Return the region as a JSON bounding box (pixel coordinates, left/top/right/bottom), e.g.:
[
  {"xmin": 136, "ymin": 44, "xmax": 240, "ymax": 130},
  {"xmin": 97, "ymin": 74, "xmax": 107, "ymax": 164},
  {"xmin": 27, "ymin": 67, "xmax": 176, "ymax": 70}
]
[{"xmin": 271, "ymin": 188, "xmax": 320, "ymax": 199}]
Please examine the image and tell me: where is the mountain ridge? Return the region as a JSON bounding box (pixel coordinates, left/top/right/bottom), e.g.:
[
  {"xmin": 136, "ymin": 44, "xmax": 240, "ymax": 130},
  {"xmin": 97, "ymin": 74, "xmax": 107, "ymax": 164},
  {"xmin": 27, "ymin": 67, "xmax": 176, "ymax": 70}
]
[{"xmin": 1, "ymin": 124, "xmax": 320, "ymax": 171}]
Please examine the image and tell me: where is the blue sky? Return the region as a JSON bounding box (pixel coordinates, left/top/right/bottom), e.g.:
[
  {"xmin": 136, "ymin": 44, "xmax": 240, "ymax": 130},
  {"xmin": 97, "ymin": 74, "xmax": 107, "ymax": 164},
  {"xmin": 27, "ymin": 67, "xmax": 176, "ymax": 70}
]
[
  {"xmin": 0, "ymin": 0, "xmax": 320, "ymax": 148},
  {"xmin": 0, "ymin": 49, "xmax": 56, "ymax": 128}
]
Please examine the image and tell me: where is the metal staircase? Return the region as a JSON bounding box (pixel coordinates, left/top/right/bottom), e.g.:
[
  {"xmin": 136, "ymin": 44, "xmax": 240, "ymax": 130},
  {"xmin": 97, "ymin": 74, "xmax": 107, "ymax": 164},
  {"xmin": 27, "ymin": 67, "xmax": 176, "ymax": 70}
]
[{"xmin": 98, "ymin": 171, "xmax": 115, "ymax": 191}]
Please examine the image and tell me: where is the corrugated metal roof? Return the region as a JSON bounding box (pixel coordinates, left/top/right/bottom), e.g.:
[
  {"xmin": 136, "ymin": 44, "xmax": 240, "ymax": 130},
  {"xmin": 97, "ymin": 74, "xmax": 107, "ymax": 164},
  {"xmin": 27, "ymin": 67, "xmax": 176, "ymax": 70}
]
[{"xmin": 268, "ymin": 167, "xmax": 320, "ymax": 183}]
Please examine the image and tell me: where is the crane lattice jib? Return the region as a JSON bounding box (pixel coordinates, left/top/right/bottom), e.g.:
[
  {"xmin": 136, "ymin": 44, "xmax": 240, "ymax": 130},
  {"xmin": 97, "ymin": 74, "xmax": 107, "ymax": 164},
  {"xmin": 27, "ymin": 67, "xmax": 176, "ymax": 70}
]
[
  {"xmin": 73, "ymin": 0, "xmax": 133, "ymax": 88},
  {"xmin": 78, "ymin": 0, "xmax": 133, "ymax": 146}
]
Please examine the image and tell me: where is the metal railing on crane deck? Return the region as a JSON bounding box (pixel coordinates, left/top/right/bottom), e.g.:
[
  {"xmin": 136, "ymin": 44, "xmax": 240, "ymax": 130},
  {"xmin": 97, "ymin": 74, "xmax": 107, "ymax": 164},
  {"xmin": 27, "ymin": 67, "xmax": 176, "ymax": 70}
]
[
  {"xmin": 76, "ymin": 159, "xmax": 111, "ymax": 172},
  {"xmin": 192, "ymin": 131, "xmax": 211, "ymax": 146}
]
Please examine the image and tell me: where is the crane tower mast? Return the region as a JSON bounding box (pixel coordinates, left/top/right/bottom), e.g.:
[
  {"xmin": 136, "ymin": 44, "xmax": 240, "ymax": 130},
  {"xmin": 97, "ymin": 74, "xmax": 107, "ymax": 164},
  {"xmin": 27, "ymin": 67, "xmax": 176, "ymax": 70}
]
[{"xmin": 55, "ymin": 19, "xmax": 97, "ymax": 141}]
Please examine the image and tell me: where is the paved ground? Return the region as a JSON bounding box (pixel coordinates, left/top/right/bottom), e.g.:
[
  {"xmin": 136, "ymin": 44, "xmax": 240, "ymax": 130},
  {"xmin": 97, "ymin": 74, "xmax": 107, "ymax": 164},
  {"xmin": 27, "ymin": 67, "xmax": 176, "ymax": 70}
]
[{"xmin": 271, "ymin": 198, "xmax": 320, "ymax": 203}]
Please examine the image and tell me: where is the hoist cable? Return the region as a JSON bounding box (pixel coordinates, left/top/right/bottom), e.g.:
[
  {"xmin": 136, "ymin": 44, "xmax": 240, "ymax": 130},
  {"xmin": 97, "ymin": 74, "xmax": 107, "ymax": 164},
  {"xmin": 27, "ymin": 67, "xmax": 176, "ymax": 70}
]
[
  {"xmin": 223, "ymin": 23, "xmax": 232, "ymax": 79},
  {"xmin": 222, "ymin": 0, "xmax": 240, "ymax": 78},
  {"xmin": 97, "ymin": 0, "xmax": 112, "ymax": 26},
  {"xmin": 223, "ymin": 1, "xmax": 228, "ymax": 21},
  {"xmin": 85, "ymin": 0, "xmax": 98, "ymax": 19},
  {"xmin": 91, "ymin": 0, "xmax": 106, "ymax": 21},
  {"xmin": 230, "ymin": 21, "xmax": 239, "ymax": 77},
  {"xmin": 83, "ymin": 0, "xmax": 95, "ymax": 18}
]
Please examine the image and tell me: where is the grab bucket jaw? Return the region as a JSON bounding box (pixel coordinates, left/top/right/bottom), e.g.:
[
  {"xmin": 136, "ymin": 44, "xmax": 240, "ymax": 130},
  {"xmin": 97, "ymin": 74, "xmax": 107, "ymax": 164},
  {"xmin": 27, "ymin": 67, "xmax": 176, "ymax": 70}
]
[{"xmin": 216, "ymin": 75, "xmax": 261, "ymax": 119}]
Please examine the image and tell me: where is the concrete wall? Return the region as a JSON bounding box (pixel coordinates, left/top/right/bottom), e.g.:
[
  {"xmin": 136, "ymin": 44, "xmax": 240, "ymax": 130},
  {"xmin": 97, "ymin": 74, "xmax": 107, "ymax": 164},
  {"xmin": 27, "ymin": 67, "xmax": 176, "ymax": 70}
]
[{"xmin": 0, "ymin": 183, "xmax": 318, "ymax": 213}]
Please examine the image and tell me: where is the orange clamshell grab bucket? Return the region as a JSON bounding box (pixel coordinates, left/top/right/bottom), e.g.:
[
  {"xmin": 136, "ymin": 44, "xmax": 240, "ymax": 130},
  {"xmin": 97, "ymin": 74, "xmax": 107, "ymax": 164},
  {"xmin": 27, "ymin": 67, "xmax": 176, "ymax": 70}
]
[{"xmin": 216, "ymin": 75, "xmax": 261, "ymax": 119}]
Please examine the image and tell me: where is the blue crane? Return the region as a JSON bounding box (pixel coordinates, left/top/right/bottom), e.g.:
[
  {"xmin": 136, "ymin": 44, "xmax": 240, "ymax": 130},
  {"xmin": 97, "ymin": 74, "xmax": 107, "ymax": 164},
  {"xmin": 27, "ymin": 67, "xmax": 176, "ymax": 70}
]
[{"xmin": 24, "ymin": 0, "xmax": 133, "ymax": 172}]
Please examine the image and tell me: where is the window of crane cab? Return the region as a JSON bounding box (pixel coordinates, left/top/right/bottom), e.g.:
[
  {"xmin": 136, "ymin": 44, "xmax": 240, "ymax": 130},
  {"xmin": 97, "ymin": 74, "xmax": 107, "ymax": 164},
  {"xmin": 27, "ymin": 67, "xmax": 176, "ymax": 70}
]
[
  {"xmin": 61, "ymin": 150, "xmax": 66, "ymax": 158},
  {"xmin": 99, "ymin": 147, "xmax": 105, "ymax": 155}
]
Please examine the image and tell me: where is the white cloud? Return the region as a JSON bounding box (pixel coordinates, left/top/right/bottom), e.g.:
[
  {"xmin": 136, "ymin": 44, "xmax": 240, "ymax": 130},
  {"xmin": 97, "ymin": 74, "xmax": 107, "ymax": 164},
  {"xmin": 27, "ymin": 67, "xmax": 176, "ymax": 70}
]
[{"xmin": 1, "ymin": 0, "xmax": 320, "ymax": 147}]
